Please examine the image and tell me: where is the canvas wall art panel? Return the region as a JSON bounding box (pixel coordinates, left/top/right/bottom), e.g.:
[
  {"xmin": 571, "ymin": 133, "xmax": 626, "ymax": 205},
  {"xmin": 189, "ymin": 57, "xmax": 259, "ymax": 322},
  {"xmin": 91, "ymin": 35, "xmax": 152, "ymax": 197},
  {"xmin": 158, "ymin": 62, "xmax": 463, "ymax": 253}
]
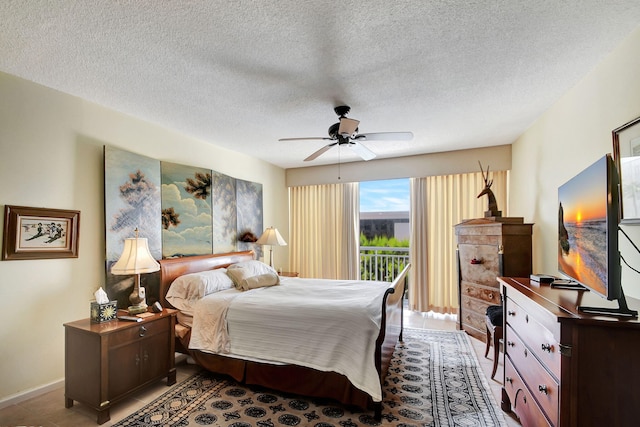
[
  {"xmin": 161, "ymin": 161, "xmax": 213, "ymax": 258},
  {"xmin": 212, "ymin": 172, "xmax": 238, "ymax": 253},
  {"xmin": 104, "ymin": 146, "xmax": 162, "ymax": 308},
  {"xmin": 236, "ymin": 179, "xmax": 263, "ymax": 256}
]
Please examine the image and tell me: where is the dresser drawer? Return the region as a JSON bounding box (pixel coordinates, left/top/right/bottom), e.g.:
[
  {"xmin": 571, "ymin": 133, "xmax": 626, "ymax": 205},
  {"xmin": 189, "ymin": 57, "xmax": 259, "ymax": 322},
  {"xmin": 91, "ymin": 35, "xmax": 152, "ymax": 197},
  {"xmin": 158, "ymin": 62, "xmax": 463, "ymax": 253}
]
[
  {"xmin": 506, "ymin": 325, "xmax": 559, "ymax": 426},
  {"xmin": 505, "ymin": 358, "xmax": 553, "ymax": 427},
  {"xmin": 505, "ymin": 297, "xmax": 561, "ymax": 379},
  {"xmin": 108, "ymin": 318, "xmax": 169, "ymax": 347}
]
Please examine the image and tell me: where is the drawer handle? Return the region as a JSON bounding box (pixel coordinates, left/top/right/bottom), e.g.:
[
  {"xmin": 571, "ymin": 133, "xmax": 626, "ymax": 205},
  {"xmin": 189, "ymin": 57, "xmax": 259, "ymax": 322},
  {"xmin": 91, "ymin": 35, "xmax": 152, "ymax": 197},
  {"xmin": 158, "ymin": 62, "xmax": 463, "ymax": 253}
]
[
  {"xmin": 541, "ymin": 343, "xmax": 554, "ymax": 353},
  {"xmin": 139, "ymin": 326, "xmax": 147, "ymax": 337},
  {"xmin": 507, "ymin": 341, "xmax": 515, "ymax": 347},
  {"xmin": 135, "ymin": 354, "xmax": 140, "ymax": 366},
  {"xmin": 525, "ymin": 314, "xmax": 529, "ymax": 323},
  {"xmin": 470, "ymin": 258, "xmax": 482, "ymax": 264},
  {"xmin": 538, "ymin": 384, "xmax": 549, "ymax": 395},
  {"xmin": 488, "ymin": 293, "xmax": 494, "ymax": 299},
  {"xmin": 505, "ymin": 376, "xmax": 513, "ymax": 384},
  {"xmin": 507, "ymin": 310, "xmax": 516, "ymax": 316}
]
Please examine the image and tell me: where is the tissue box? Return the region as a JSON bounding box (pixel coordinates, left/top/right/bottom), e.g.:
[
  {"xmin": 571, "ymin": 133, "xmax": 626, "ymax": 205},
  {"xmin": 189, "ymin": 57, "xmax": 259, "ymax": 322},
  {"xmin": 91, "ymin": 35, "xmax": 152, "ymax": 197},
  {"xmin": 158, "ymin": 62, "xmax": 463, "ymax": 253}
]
[{"xmin": 90, "ymin": 301, "xmax": 118, "ymax": 323}]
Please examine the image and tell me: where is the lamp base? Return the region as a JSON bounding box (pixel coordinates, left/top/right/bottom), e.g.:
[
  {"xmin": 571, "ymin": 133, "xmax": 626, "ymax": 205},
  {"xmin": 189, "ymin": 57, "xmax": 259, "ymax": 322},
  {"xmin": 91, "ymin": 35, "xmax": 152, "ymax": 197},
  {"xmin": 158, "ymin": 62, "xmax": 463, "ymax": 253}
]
[{"xmin": 127, "ymin": 304, "xmax": 148, "ymax": 315}]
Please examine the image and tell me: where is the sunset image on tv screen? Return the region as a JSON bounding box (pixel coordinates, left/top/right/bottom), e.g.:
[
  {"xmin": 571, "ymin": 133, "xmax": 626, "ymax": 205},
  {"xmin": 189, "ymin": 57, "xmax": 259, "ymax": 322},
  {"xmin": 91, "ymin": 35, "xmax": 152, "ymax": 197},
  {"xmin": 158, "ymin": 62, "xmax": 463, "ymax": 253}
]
[{"xmin": 558, "ymin": 157, "xmax": 607, "ymax": 296}]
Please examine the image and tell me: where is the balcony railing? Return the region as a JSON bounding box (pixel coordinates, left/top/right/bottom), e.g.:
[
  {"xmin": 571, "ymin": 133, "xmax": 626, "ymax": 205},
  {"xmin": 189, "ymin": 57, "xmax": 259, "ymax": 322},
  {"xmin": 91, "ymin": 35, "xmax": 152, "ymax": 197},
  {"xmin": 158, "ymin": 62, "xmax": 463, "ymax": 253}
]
[{"xmin": 360, "ymin": 246, "xmax": 410, "ymax": 282}]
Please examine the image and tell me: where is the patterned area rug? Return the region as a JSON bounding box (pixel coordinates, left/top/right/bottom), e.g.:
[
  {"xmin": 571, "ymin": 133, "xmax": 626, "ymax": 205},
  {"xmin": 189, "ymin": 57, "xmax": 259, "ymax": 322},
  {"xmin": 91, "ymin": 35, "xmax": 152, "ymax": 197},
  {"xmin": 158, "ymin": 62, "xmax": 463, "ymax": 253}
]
[{"xmin": 114, "ymin": 328, "xmax": 506, "ymax": 426}]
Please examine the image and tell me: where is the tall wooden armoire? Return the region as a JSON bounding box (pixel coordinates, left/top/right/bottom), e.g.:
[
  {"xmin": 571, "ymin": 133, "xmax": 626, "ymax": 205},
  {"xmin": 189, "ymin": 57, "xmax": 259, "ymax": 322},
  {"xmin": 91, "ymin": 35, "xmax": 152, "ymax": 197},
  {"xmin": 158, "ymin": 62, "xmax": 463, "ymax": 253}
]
[{"xmin": 454, "ymin": 217, "xmax": 533, "ymax": 341}]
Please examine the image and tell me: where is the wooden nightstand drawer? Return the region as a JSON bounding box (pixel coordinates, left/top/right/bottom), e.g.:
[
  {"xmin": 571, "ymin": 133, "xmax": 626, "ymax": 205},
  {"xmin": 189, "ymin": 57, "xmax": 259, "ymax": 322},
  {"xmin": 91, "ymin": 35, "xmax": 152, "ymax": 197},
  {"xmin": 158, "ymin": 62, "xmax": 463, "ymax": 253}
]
[
  {"xmin": 108, "ymin": 317, "xmax": 170, "ymax": 347},
  {"xmin": 278, "ymin": 271, "xmax": 299, "ymax": 277}
]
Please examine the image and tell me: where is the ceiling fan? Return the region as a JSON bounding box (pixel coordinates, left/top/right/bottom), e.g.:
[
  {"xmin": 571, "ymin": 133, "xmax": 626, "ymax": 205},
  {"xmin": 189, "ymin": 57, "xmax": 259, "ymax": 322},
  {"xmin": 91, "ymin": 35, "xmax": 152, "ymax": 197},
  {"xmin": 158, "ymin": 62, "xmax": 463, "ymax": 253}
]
[{"xmin": 279, "ymin": 106, "xmax": 413, "ymax": 162}]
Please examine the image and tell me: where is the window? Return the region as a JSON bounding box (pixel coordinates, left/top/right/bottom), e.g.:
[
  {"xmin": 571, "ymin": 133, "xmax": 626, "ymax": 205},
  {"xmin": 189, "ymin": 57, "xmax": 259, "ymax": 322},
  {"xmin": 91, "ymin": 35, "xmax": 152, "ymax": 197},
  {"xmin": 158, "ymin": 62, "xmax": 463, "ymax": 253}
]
[
  {"xmin": 359, "ymin": 178, "xmax": 409, "ymax": 240},
  {"xmin": 359, "ymin": 179, "xmax": 410, "ymax": 281}
]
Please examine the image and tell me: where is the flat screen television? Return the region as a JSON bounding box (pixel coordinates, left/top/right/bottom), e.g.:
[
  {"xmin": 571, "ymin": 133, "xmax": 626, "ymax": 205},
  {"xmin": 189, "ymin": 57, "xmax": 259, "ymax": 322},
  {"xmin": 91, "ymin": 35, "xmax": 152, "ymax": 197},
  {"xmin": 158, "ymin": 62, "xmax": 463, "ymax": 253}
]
[{"xmin": 557, "ymin": 154, "xmax": 637, "ymax": 317}]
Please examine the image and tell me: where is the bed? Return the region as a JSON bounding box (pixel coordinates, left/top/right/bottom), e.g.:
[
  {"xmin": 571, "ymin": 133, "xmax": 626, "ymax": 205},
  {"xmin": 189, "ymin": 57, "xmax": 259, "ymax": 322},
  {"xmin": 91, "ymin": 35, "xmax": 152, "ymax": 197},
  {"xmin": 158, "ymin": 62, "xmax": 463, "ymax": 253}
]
[{"xmin": 158, "ymin": 250, "xmax": 410, "ymax": 420}]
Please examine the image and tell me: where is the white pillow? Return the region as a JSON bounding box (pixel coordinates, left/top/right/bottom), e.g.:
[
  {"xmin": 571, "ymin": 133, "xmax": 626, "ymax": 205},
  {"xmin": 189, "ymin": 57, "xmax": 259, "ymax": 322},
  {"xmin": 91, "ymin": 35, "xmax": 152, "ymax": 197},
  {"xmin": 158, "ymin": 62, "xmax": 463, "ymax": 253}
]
[{"xmin": 166, "ymin": 268, "xmax": 234, "ymax": 314}]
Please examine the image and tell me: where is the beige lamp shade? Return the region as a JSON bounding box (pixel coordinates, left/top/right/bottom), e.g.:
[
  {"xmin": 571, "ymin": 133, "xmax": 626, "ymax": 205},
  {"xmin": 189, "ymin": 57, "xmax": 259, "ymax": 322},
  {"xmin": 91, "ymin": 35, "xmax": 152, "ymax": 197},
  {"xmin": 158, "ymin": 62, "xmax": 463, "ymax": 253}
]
[
  {"xmin": 256, "ymin": 227, "xmax": 287, "ymax": 268},
  {"xmin": 111, "ymin": 237, "xmax": 160, "ymax": 275},
  {"xmin": 256, "ymin": 227, "xmax": 287, "ymax": 246}
]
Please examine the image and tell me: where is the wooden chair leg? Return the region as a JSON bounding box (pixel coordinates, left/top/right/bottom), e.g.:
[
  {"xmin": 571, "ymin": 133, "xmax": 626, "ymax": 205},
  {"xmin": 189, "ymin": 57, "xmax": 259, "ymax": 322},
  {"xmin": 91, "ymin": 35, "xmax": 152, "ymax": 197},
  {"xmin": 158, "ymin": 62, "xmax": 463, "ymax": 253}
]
[
  {"xmin": 491, "ymin": 326, "xmax": 503, "ymax": 379},
  {"xmin": 484, "ymin": 325, "xmax": 491, "ymax": 358}
]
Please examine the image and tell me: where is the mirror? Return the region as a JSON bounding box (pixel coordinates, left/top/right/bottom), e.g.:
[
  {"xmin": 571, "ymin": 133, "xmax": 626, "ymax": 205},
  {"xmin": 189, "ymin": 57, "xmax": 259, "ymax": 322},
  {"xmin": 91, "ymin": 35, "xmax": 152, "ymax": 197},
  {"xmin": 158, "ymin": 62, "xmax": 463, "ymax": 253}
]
[{"xmin": 613, "ymin": 116, "xmax": 640, "ymax": 224}]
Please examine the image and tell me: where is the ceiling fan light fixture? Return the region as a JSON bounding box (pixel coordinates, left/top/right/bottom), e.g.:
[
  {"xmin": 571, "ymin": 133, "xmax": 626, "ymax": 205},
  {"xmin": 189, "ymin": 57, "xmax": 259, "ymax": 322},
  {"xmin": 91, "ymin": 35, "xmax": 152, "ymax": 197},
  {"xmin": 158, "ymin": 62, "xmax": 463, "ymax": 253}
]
[
  {"xmin": 280, "ymin": 105, "xmax": 413, "ymax": 162},
  {"xmin": 338, "ymin": 117, "xmax": 359, "ymax": 137}
]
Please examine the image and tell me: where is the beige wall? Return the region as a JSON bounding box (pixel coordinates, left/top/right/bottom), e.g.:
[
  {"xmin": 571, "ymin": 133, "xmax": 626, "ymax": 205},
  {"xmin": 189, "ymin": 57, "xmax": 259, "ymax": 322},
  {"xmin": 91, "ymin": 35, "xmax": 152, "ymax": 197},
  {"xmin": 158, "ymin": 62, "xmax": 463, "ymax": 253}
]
[
  {"xmin": 510, "ymin": 26, "xmax": 640, "ymax": 299},
  {"xmin": 0, "ymin": 72, "xmax": 288, "ymax": 403}
]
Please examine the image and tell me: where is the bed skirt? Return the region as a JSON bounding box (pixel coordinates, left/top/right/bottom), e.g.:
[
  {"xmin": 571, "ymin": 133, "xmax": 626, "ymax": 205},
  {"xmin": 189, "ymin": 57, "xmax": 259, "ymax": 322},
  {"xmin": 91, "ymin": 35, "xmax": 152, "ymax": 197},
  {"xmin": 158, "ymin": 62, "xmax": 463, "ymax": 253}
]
[{"xmin": 177, "ymin": 330, "xmax": 372, "ymax": 410}]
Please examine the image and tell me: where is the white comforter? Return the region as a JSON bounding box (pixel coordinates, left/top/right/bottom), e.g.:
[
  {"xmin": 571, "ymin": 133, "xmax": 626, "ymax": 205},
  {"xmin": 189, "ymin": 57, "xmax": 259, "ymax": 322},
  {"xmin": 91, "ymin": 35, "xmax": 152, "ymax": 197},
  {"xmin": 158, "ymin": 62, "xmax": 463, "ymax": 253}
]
[{"xmin": 188, "ymin": 277, "xmax": 391, "ymax": 401}]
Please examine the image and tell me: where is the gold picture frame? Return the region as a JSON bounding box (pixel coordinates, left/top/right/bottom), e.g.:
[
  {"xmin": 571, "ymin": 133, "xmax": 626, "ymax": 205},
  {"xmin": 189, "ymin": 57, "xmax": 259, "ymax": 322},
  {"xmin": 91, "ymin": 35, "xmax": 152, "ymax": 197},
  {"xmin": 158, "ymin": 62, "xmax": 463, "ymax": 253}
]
[
  {"xmin": 613, "ymin": 116, "xmax": 640, "ymax": 224},
  {"xmin": 2, "ymin": 205, "xmax": 80, "ymax": 260}
]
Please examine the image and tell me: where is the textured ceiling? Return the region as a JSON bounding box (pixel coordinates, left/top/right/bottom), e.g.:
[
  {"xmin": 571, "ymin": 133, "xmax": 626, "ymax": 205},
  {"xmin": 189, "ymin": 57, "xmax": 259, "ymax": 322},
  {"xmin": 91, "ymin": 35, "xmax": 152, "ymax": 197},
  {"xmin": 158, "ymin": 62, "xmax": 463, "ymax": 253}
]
[{"xmin": 1, "ymin": 1, "xmax": 639, "ymax": 169}]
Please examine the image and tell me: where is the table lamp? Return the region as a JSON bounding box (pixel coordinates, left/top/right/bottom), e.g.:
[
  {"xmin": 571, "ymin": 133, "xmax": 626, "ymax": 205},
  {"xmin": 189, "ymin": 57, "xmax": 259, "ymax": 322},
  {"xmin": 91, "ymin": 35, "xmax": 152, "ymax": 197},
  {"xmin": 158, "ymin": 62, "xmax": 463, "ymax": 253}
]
[
  {"xmin": 111, "ymin": 229, "xmax": 160, "ymax": 314},
  {"xmin": 256, "ymin": 226, "xmax": 287, "ymax": 268}
]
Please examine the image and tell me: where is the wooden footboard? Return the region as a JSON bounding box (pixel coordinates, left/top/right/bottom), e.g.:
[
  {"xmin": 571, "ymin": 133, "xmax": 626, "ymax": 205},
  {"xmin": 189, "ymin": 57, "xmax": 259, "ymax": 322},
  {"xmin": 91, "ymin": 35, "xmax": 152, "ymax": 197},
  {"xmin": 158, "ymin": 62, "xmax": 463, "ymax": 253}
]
[
  {"xmin": 374, "ymin": 263, "xmax": 411, "ymax": 419},
  {"xmin": 160, "ymin": 252, "xmax": 411, "ymax": 421}
]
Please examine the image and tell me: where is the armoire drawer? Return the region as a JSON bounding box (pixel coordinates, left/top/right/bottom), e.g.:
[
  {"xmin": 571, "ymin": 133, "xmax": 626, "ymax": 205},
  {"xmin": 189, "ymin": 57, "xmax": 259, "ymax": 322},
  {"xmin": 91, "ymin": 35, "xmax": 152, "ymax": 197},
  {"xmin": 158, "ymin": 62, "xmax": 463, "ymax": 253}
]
[
  {"xmin": 460, "ymin": 281, "xmax": 501, "ymax": 304},
  {"xmin": 458, "ymin": 244, "xmax": 501, "ymax": 287}
]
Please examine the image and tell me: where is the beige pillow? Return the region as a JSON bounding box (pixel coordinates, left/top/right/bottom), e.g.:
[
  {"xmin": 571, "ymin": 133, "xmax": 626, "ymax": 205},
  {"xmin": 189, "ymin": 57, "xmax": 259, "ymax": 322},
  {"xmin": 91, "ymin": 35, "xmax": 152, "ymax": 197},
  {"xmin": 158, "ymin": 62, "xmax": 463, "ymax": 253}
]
[{"xmin": 227, "ymin": 269, "xmax": 280, "ymax": 291}]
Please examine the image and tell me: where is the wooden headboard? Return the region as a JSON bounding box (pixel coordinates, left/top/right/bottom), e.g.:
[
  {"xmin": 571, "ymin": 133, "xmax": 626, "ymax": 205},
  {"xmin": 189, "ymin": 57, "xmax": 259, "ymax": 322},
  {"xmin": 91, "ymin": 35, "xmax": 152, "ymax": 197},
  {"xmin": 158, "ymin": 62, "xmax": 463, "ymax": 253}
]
[{"xmin": 159, "ymin": 250, "xmax": 255, "ymax": 308}]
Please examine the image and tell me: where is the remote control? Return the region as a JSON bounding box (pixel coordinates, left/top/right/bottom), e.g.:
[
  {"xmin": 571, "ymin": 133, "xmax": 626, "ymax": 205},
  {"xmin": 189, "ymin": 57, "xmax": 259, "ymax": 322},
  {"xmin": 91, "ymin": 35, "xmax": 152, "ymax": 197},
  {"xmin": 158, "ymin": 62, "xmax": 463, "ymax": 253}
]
[{"xmin": 118, "ymin": 315, "xmax": 143, "ymax": 322}]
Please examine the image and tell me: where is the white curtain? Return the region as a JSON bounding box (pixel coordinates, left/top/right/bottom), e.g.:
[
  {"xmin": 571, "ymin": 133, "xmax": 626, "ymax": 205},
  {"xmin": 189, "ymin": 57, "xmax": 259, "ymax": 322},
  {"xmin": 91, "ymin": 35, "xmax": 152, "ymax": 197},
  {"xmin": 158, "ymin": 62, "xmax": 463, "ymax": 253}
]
[
  {"xmin": 409, "ymin": 171, "xmax": 508, "ymax": 313},
  {"xmin": 289, "ymin": 182, "xmax": 360, "ymax": 279}
]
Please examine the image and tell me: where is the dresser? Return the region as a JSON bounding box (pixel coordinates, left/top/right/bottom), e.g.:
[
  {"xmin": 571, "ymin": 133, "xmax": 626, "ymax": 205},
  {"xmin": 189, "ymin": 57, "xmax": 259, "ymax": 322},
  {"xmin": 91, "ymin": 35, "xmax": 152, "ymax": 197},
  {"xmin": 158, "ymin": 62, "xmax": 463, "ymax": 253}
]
[
  {"xmin": 499, "ymin": 277, "xmax": 640, "ymax": 426},
  {"xmin": 454, "ymin": 218, "xmax": 532, "ymax": 340},
  {"xmin": 64, "ymin": 309, "xmax": 177, "ymax": 424}
]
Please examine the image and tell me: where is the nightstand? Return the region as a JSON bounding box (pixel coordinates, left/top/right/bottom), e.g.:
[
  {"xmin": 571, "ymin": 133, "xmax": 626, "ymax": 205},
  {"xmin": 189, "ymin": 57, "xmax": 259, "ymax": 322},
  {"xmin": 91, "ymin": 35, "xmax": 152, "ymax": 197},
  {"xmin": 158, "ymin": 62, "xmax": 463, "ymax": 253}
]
[
  {"xmin": 279, "ymin": 271, "xmax": 299, "ymax": 277},
  {"xmin": 64, "ymin": 309, "xmax": 177, "ymax": 424}
]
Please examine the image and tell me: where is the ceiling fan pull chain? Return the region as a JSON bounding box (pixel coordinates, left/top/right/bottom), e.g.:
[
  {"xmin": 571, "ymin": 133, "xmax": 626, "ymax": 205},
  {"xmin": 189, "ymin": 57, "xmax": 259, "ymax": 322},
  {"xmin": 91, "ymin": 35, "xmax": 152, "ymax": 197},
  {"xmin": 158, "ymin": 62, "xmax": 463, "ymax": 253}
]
[{"xmin": 338, "ymin": 146, "xmax": 341, "ymax": 180}]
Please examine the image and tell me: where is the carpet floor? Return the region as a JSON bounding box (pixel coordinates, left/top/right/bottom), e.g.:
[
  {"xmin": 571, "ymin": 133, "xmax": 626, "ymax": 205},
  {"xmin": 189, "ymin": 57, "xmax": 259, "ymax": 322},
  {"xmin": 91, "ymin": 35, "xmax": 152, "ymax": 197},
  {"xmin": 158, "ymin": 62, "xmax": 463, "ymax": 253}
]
[{"xmin": 113, "ymin": 328, "xmax": 507, "ymax": 426}]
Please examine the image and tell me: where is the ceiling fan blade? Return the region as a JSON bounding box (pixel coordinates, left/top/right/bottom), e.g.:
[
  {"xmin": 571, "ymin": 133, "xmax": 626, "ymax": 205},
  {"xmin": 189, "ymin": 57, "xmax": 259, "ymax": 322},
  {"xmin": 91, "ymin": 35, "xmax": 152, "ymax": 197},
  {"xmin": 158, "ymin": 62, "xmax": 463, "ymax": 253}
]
[
  {"xmin": 355, "ymin": 132, "xmax": 413, "ymax": 141},
  {"xmin": 279, "ymin": 137, "xmax": 332, "ymax": 142},
  {"xmin": 338, "ymin": 118, "xmax": 360, "ymax": 136},
  {"xmin": 304, "ymin": 143, "xmax": 336, "ymax": 161},
  {"xmin": 349, "ymin": 141, "xmax": 376, "ymax": 161}
]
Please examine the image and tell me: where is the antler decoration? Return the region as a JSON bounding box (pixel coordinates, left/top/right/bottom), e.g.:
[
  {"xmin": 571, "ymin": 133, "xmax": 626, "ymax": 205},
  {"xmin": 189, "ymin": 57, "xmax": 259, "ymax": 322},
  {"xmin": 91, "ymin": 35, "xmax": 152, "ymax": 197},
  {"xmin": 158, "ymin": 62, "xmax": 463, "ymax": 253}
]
[{"xmin": 477, "ymin": 161, "xmax": 502, "ymax": 218}]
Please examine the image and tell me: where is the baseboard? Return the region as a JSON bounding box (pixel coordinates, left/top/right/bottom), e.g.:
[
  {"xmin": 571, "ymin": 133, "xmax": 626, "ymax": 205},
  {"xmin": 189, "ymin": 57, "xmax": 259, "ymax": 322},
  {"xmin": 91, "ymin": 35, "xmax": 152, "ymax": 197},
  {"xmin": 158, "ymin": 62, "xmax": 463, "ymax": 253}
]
[
  {"xmin": 0, "ymin": 378, "xmax": 64, "ymax": 410},
  {"xmin": 0, "ymin": 353, "xmax": 188, "ymax": 410}
]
